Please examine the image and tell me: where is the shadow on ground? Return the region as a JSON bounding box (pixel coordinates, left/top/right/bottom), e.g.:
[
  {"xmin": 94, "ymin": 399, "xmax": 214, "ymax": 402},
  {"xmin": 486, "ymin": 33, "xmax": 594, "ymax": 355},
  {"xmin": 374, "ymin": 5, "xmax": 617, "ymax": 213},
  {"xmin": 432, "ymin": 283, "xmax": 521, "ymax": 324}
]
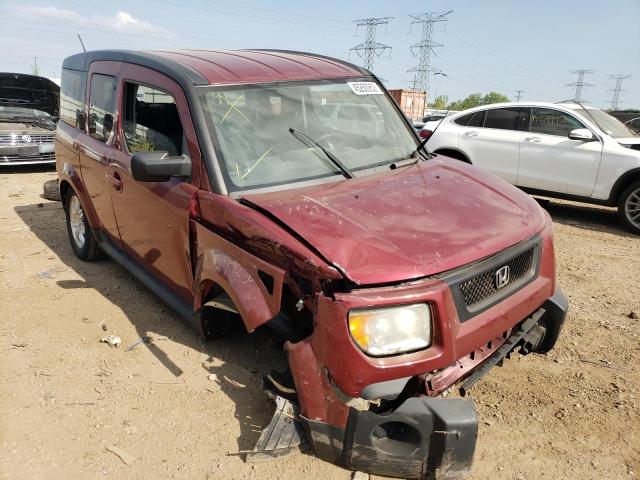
[
  {"xmin": 14, "ymin": 200, "xmax": 288, "ymax": 454},
  {"xmin": 536, "ymin": 198, "xmax": 636, "ymax": 238}
]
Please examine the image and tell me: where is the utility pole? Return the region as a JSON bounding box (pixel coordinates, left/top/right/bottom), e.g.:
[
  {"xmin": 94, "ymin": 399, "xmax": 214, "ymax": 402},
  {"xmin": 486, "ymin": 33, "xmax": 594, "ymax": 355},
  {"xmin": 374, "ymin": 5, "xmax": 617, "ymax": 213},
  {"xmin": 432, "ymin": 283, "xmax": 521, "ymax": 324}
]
[
  {"xmin": 567, "ymin": 69, "xmax": 595, "ymax": 102},
  {"xmin": 608, "ymin": 74, "xmax": 632, "ymax": 110},
  {"xmin": 407, "ymin": 10, "xmax": 452, "ymax": 119},
  {"xmin": 350, "ymin": 17, "xmax": 393, "ymax": 72},
  {"xmin": 514, "ymin": 90, "xmax": 524, "ymax": 101},
  {"xmin": 31, "ymin": 57, "xmax": 39, "ymax": 76}
]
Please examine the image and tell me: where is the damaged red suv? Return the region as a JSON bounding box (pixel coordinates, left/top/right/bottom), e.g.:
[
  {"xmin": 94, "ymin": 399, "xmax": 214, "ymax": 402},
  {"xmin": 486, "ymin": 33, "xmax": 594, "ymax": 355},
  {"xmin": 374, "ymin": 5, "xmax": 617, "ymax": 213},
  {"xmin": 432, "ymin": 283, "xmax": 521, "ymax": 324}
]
[{"xmin": 56, "ymin": 49, "xmax": 567, "ymax": 479}]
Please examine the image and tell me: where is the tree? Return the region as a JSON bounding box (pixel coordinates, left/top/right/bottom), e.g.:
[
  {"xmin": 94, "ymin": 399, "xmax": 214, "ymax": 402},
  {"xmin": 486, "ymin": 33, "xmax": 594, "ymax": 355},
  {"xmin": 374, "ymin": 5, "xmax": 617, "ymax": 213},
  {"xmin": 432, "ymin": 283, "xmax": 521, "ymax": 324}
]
[
  {"xmin": 447, "ymin": 91, "xmax": 510, "ymax": 110},
  {"xmin": 482, "ymin": 91, "xmax": 510, "ymax": 105},
  {"xmin": 432, "ymin": 95, "xmax": 449, "ymax": 110}
]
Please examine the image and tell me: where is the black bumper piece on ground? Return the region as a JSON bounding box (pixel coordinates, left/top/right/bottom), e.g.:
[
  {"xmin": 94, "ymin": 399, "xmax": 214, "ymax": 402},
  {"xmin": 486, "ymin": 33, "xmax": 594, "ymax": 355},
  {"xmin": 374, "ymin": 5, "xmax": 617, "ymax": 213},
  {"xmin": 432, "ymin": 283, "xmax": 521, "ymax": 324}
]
[{"xmin": 302, "ymin": 397, "xmax": 477, "ymax": 479}]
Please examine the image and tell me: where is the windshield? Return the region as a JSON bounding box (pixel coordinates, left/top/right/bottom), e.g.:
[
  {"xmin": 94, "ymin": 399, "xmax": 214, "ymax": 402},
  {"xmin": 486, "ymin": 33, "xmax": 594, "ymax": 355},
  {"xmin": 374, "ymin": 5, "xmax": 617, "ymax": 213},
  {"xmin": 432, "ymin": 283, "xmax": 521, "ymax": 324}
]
[
  {"xmin": 573, "ymin": 107, "xmax": 638, "ymax": 138},
  {"xmin": 0, "ymin": 105, "xmax": 51, "ymax": 119},
  {"xmin": 198, "ymin": 78, "xmax": 417, "ymax": 192}
]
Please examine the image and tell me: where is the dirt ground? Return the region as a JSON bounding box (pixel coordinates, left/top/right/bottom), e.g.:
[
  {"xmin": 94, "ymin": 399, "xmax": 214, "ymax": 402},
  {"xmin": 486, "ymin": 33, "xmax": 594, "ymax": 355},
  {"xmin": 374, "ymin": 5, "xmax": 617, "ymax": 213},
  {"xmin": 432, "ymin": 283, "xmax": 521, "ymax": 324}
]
[{"xmin": 1, "ymin": 167, "xmax": 639, "ymax": 480}]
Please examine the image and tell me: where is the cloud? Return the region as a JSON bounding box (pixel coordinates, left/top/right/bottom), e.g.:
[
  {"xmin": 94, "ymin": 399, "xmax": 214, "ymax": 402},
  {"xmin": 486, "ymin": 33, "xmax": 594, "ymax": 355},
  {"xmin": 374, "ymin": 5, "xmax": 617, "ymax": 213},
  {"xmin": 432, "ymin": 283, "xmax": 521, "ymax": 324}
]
[{"xmin": 12, "ymin": 5, "xmax": 174, "ymax": 39}]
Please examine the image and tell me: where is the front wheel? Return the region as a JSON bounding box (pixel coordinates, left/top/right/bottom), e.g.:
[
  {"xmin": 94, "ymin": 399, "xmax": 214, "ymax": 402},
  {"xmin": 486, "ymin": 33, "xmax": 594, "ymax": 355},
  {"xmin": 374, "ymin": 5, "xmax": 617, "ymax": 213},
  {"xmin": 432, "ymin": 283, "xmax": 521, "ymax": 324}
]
[
  {"xmin": 65, "ymin": 190, "xmax": 103, "ymax": 261},
  {"xmin": 618, "ymin": 181, "xmax": 640, "ymax": 235}
]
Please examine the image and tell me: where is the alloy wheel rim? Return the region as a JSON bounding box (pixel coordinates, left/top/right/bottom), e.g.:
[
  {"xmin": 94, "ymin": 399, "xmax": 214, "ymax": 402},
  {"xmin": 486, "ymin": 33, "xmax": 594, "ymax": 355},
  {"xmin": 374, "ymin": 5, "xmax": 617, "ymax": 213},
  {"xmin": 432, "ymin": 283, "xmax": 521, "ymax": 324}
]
[
  {"xmin": 625, "ymin": 187, "xmax": 640, "ymax": 228},
  {"xmin": 69, "ymin": 196, "xmax": 86, "ymax": 249}
]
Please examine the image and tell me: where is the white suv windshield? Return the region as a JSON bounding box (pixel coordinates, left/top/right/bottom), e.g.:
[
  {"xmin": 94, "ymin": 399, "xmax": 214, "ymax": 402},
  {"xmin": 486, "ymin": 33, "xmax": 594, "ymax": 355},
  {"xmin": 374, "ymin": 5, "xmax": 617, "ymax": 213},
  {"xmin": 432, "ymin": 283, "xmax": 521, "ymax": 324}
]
[
  {"xmin": 572, "ymin": 107, "xmax": 638, "ymax": 138},
  {"xmin": 199, "ymin": 78, "xmax": 417, "ymax": 192}
]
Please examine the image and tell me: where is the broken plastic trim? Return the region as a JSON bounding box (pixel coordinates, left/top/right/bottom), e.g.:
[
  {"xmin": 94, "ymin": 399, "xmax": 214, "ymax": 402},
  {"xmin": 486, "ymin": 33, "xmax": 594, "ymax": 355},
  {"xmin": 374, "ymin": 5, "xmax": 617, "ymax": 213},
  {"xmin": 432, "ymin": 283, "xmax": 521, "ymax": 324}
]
[{"xmin": 245, "ymin": 394, "xmax": 309, "ymax": 462}]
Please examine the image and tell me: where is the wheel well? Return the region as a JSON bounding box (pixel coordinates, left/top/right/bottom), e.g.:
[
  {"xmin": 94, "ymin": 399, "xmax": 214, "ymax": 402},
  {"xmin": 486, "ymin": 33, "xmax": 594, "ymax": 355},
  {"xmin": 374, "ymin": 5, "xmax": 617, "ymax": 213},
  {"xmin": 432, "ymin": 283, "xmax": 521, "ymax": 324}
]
[
  {"xmin": 434, "ymin": 148, "xmax": 471, "ymax": 164},
  {"xmin": 59, "ymin": 180, "xmax": 72, "ymax": 209},
  {"xmin": 610, "ymin": 169, "xmax": 640, "ymax": 205}
]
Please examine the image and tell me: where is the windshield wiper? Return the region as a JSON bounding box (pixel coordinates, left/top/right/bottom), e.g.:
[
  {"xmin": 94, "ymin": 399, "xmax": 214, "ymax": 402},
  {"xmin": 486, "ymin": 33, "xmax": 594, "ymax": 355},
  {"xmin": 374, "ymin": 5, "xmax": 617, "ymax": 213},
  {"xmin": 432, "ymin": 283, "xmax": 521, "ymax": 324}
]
[
  {"xmin": 409, "ymin": 137, "xmax": 434, "ymax": 160},
  {"xmin": 288, "ymin": 128, "xmax": 353, "ymax": 179}
]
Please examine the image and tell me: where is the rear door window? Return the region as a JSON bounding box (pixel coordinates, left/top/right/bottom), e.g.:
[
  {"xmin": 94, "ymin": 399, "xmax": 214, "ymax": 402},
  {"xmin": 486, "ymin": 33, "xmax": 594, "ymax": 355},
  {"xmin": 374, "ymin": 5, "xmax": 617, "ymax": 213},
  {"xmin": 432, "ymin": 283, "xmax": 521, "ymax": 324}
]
[
  {"xmin": 122, "ymin": 83, "xmax": 184, "ymax": 156},
  {"xmin": 454, "ymin": 110, "xmax": 485, "ymax": 127},
  {"xmin": 529, "ymin": 108, "xmax": 585, "ymax": 136},
  {"xmin": 88, "ymin": 74, "xmax": 117, "ymax": 143},
  {"xmin": 60, "ymin": 68, "xmax": 86, "ymax": 129},
  {"xmin": 484, "ymin": 107, "xmax": 525, "ymax": 131}
]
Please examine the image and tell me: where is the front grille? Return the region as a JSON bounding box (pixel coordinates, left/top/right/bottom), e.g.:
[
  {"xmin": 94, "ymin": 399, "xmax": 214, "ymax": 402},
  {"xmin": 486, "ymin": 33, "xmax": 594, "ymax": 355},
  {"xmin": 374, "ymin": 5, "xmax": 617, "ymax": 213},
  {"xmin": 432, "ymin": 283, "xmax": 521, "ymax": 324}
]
[
  {"xmin": 459, "ymin": 247, "xmax": 535, "ymax": 308},
  {"xmin": 0, "ymin": 153, "xmax": 55, "ymax": 163},
  {"xmin": 0, "ymin": 134, "xmax": 55, "ymax": 145},
  {"xmin": 439, "ymin": 237, "xmax": 541, "ymax": 323}
]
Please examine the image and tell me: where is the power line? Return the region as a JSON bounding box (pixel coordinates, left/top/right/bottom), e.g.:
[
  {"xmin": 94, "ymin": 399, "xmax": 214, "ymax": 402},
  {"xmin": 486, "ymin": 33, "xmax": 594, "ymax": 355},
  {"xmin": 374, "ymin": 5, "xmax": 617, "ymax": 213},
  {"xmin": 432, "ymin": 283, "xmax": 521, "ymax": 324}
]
[
  {"xmin": 350, "ymin": 17, "xmax": 393, "ymax": 72},
  {"xmin": 567, "ymin": 69, "xmax": 595, "ymax": 102},
  {"xmin": 515, "ymin": 90, "xmax": 524, "ymax": 101},
  {"xmin": 406, "ymin": 10, "xmax": 452, "ymax": 119},
  {"xmin": 608, "ymin": 74, "xmax": 632, "ymax": 110}
]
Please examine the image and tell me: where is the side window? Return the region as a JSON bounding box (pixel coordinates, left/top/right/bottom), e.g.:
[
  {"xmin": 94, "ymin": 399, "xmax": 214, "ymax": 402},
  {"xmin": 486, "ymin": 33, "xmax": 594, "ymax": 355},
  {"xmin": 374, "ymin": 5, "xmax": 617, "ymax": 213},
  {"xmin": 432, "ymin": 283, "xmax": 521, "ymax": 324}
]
[
  {"xmin": 484, "ymin": 107, "xmax": 524, "ymax": 131},
  {"xmin": 454, "ymin": 110, "xmax": 485, "ymax": 127},
  {"xmin": 454, "ymin": 112, "xmax": 474, "ymax": 126},
  {"xmin": 466, "ymin": 110, "xmax": 485, "ymax": 127},
  {"xmin": 60, "ymin": 68, "xmax": 86, "ymax": 129},
  {"xmin": 122, "ymin": 83, "xmax": 184, "ymax": 156},
  {"xmin": 88, "ymin": 74, "xmax": 117, "ymax": 143},
  {"xmin": 530, "ymin": 108, "xmax": 585, "ymax": 136}
]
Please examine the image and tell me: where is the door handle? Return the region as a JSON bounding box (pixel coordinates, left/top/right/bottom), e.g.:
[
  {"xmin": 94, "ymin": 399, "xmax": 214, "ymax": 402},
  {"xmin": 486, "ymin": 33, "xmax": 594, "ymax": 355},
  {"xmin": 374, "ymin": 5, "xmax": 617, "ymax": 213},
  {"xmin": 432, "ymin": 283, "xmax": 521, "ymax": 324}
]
[
  {"xmin": 110, "ymin": 172, "xmax": 123, "ymax": 192},
  {"xmin": 523, "ymin": 137, "xmax": 541, "ymax": 143},
  {"xmin": 464, "ymin": 131, "xmax": 479, "ymax": 137}
]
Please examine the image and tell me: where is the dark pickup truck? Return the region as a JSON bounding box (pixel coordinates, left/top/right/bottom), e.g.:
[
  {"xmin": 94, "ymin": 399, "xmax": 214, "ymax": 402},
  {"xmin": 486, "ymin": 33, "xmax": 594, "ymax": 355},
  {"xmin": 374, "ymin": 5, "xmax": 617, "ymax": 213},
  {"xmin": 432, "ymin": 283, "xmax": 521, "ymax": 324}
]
[{"xmin": 56, "ymin": 49, "xmax": 567, "ymax": 479}]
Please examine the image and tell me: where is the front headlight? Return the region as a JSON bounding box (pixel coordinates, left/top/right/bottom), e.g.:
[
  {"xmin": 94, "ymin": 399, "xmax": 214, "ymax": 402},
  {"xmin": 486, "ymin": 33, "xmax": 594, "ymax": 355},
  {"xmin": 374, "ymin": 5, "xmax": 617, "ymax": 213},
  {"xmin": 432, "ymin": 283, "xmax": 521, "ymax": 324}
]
[{"xmin": 348, "ymin": 303, "xmax": 432, "ymax": 356}]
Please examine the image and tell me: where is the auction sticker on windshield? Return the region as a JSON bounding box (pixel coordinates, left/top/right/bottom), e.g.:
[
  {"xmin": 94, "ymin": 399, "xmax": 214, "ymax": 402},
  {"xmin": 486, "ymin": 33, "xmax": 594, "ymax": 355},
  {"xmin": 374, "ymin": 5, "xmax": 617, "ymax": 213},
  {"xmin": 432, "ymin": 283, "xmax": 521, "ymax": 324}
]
[{"xmin": 348, "ymin": 81, "xmax": 383, "ymax": 95}]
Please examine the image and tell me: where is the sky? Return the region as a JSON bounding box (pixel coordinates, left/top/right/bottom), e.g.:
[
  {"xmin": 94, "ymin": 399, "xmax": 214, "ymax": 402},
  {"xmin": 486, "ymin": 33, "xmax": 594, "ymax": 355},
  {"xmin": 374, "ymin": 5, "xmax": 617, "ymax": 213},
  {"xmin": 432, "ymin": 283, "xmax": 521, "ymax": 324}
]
[{"xmin": 1, "ymin": 0, "xmax": 639, "ymax": 109}]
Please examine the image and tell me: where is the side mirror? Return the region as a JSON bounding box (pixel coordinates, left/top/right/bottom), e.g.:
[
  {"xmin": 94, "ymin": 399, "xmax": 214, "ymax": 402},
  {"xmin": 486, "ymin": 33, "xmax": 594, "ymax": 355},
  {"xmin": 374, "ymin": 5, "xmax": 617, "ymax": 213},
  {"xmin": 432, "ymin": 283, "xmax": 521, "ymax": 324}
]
[
  {"xmin": 131, "ymin": 151, "xmax": 191, "ymax": 182},
  {"xmin": 568, "ymin": 128, "xmax": 595, "ymax": 141}
]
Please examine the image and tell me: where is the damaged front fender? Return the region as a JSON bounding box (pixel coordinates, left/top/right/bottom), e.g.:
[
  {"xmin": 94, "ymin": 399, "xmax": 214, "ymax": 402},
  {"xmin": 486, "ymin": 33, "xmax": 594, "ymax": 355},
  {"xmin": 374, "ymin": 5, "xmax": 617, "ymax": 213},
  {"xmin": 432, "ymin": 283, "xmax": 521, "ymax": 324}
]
[{"xmin": 193, "ymin": 221, "xmax": 284, "ymax": 332}]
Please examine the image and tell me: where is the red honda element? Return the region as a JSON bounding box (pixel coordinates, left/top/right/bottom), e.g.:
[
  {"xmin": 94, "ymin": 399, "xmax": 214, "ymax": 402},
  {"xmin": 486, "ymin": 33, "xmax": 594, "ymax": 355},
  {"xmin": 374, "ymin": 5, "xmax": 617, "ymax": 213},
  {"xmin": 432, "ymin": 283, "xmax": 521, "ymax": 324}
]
[{"xmin": 56, "ymin": 49, "xmax": 567, "ymax": 479}]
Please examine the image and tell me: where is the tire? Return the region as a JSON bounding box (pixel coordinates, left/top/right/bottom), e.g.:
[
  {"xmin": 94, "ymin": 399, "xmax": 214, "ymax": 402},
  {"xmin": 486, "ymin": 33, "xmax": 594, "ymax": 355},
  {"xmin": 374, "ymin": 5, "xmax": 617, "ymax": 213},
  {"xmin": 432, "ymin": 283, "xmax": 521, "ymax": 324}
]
[
  {"xmin": 199, "ymin": 305, "xmax": 240, "ymax": 340},
  {"xmin": 434, "ymin": 149, "xmax": 471, "ymax": 164},
  {"xmin": 65, "ymin": 190, "xmax": 103, "ymax": 261},
  {"xmin": 43, "ymin": 179, "xmax": 61, "ymax": 201},
  {"xmin": 618, "ymin": 181, "xmax": 640, "ymax": 235}
]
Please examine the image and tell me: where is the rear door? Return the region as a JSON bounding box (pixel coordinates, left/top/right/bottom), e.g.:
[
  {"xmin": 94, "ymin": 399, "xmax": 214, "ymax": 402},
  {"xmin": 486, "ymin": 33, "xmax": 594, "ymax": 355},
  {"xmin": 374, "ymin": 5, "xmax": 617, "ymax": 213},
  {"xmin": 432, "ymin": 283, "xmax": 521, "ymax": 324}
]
[
  {"xmin": 517, "ymin": 107, "xmax": 603, "ymax": 195},
  {"xmin": 78, "ymin": 63, "xmax": 121, "ymax": 245},
  {"xmin": 458, "ymin": 107, "xmax": 526, "ymax": 184},
  {"xmin": 108, "ymin": 64, "xmax": 202, "ymax": 303}
]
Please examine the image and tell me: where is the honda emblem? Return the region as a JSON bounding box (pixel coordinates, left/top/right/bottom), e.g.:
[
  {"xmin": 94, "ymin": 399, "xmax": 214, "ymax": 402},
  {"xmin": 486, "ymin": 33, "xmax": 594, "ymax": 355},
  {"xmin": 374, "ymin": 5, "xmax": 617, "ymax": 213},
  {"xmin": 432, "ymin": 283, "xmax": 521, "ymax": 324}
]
[{"xmin": 495, "ymin": 266, "xmax": 510, "ymax": 289}]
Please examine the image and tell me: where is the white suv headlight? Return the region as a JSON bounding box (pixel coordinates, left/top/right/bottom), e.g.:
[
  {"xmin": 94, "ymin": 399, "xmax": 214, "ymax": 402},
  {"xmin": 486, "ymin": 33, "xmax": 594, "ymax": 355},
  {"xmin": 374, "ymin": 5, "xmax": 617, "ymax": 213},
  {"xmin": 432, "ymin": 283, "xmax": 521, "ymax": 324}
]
[{"xmin": 348, "ymin": 303, "xmax": 432, "ymax": 356}]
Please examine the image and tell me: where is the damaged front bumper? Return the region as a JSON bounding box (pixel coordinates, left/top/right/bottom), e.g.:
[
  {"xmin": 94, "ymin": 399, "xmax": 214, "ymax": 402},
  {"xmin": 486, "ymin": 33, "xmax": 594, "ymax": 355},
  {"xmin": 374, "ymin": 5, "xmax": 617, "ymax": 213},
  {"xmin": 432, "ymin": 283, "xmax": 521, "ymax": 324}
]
[
  {"xmin": 264, "ymin": 289, "xmax": 568, "ymax": 479},
  {"xmin": 304, "ymin": 396, "xmax": 477, "ymax": 479}
]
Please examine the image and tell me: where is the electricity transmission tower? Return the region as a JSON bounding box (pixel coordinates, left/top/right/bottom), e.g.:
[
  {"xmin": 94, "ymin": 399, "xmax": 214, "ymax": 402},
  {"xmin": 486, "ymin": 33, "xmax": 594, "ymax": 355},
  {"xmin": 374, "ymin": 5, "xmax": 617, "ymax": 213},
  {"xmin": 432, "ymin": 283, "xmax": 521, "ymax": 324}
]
[
  {"xmin": 514, "ymin": 90, "xmax": 524, "ymax": 101},
  {"xmin": 407, "ymin": 10, "xmax": 452, "ymax": 119},
  {"xmin": 350, "ymin": 17, "xmax": 393, "ymax": 71},
  {"xmin": 567, "ymin": 69, "xmax": 595, "ymax": 102},
  {"xmin": 608, "ymin": 74, "xmax": 632, "ymax": 110}
]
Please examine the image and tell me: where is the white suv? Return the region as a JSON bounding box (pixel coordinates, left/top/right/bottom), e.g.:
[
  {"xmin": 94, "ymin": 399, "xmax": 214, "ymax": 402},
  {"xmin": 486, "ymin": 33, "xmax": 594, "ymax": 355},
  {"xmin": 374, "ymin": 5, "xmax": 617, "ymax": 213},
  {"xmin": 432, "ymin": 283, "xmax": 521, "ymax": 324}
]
[{"xmin": 427, "ymin": 101, "xmax": 640, "ymax": 234}]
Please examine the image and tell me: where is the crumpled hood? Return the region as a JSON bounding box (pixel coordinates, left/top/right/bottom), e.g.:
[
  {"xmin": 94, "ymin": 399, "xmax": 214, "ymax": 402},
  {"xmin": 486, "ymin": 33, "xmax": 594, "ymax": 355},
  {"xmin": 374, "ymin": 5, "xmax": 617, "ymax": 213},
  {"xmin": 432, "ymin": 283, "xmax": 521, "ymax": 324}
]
[
  {"xmin": 0, "ymin": 73, "xmax": 59, "ymax": 117},
  {"xmin": 243, "ymin": 158, "xmax": 546, "ymax": 285}
]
